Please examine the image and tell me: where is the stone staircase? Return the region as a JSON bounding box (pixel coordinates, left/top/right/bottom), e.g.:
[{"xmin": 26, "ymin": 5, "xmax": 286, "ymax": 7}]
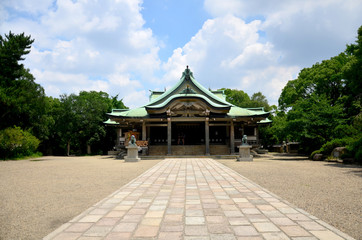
[{"xmin": 148, "ymin": 144, "xmax": 230, "ymax": 156}]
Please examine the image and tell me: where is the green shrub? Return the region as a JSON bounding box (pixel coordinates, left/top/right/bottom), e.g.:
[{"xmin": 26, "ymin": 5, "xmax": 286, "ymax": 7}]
[
  {"xmin": 0, "ymin": 126, "xmax": 40, "ymax": 159},
  {"xmin": 319, "ymin": 137, "xmax": 353, "ymax": 156},
  {"xmin": 310, "ymin": 150, "xmax": 321, "ymax": 159},
  {"xmin": 346, "ymin": 135, "xmax": 362, "ymax": 163}
]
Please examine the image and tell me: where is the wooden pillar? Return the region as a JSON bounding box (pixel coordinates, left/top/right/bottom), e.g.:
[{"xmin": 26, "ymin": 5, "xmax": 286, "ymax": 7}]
[
  {"xmin": 167, "ymin": 118, "xmax": 172, "ymax": 155},
  {"xmin": 205, "ymin": 118, "xmax": 210, "ymax": 155},
  {"xmin": 142, "ymin": 121, "xmax": 146, "ymax": 141},
  {"xmin": 116, "ymin": 128, "xmax": 122, "ymax": 148},
  {"xmin": 230, "ymin": 120, "xmax": 235, "ymax": 154}
]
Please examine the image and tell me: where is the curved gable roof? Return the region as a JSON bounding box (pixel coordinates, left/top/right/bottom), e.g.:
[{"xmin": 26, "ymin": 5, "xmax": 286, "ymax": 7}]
[{"xmin": 107, "ymin": 67, "xmax": 270, "ymax": 120}]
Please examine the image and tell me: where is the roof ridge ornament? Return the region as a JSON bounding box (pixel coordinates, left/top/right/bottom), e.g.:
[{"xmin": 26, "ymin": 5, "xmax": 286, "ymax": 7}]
[
  {"xmin": 182, "ymin": 65, "xmax": 193, "ymax": 79},
  {"xmin": 180, "ymin": 85, "xmax": 196, "ymax": 94}
]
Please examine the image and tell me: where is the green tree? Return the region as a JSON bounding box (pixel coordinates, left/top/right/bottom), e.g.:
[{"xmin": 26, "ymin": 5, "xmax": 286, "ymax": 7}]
[
  {"xmin": 222, "ymin": 88, "xmax": 271, "ymax": 111},
  {"xmin": 0, "ymin": 32, "xmax": 51, "ymax": 157},
  {"xmin": 0, "ymin": 31, "xmax": 34, "ymax": 86},
  {"xmin": 55, "ymin": 91, "xmax": 126, "ymax": 155},
  {"xmin": 279, "ymin": 53, "xmax": 348, "ymax": 110},
  {"xmin": 249, "ymin": 92, "xmax": 272, "ymax": 111},
  {"xmin": 285, "ymin": 94, "xmax": 345, "ymax": 153},
  {"xmin": 111, "ymin": 94, "xmax": 128, "ymax": 109},
  {"xmin": 221, "ymin": 88, "xmax": 251, "ymax": 107},
  {"xmin": 343, "ymin": 25, "xmax": 362, "ymax": 119},
  {"xmin": 0, "ymin": 32, "xmax": 48, "ymax": 134}
]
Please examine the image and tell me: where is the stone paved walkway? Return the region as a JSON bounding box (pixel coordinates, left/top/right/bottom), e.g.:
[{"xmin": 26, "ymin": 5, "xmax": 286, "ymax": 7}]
[{"xmin": 44, "ymin": 158, "xmax": 355, "ymax": 240}]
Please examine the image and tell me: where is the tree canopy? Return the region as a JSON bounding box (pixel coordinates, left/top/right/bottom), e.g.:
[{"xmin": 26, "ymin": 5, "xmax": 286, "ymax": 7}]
[
  {"xmin": 273, "ymin": 25, "xmax": 362, "ymax": 161},
  {"xmin": 0, "ymin": 32, "xmax": 127, "ymax": 158},
  {"xmin": 221, "ymin": 88, "xmax": 272, "ymax": 111}
]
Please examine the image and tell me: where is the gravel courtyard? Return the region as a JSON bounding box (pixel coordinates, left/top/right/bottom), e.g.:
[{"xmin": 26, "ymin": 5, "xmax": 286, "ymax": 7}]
[
  {"xmin": 0, "ymin": 155, "xmax": 361, "ymax": 239},
  {"xmin": 218, "ymin": 154, "xmax": 362, "ymax": 240},
  {"xmin": 0, "ymin": 156, "xmax": 161, "ymax": 240}
]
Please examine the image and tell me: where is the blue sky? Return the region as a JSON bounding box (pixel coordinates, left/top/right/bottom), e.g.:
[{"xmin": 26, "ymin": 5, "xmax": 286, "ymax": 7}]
[{"xmin": 1, "ymin": 0, "xmax": 362, "ymax": 108}]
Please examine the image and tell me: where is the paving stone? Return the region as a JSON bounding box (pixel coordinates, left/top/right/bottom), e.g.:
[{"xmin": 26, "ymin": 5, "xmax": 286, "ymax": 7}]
[
  {"xmin": 141, "ymin": 217, "xmax": 162, "ymax": 226},
  {"xmin": 236, "ymin": 237, "xmax": 263, "ymax": 240},
  {"xmin": 52, "ymin": 232, "xmax": 82, "ymax": 240},
  {"xmin": 144, "ymin": 210, "xmax": 164, "ymax": 218},
  {"xmin": 83, "ymin": 226, "xmax": 112, "ymax": 237},
  {"xmin": 253, "ymin": 222, "xmax": 280, "ymax": 232},
  {"xmin": 208, "ymin": 224, "xmax": 233, "ymax": 234},
  {"xmin": 160, "ymin": 223, "xmax": 184, "ymax": 232},
  {"xmin": 262, "ymin": 232, "xmax": 290, "ymax": 240},
  {"xmin": 310, "ymin": 230, "xmax": 345, "ymax": 240},
  {"xmin": 79, "ymin": 215, "xmax": 103, "ymax": 223},
  {"xmin": 104, "ymin": 232, "xmax": 132, "ymax": 240},
  {"xmin": 280, "ymin": 225, "xmax": 311, "ymax": 237},
  {"xmin": 163, "ymin": 214, "xmax": 183, "ymax": 223},
  {"xmin": 65, "ymin": 223, "xmax": 93, "ymax": 232},
  {"xmin": 112, "ymin": 222, "xmax": 138, "ymax": 232},
  {"xmin": 158, "ymin": 231, "xmax": 183, "ymax": 240},
  {"xmin": 120, "ymin": 214, "xmax": 143, "ymax": 222},
  {"xmin": 105, "ymin": 211, "xmax": 126, "ymax": 218},
  {"xmin": 186, "ymin": 209, "xmax": 204, "ymax": 216},
  {"xmin": 241, "ymin": 208, "xmax": 262, "ymax": 215},
  {"xmin": 133, "ymin": 225, "xmax": 159, "ymax": 238},
  {"xmin": 45, "ymin": 158, "xmax": 355, "ymax": 240},
  {"xmin": 206, "ymin": 215, "xmax": 227, "ymax": 224},
  {"xmin": 228, "ymin": 217, "xmax": 250, "ymax": 225},
  {"xmin": 210, "ymin": 234, "xmax": 237, "ymax": 240},
  {"xmin": 270, "ymin": 217, "xmax": 296, "ymax": 226},
  {"xmin": 185, "ymin": 225, "xmax": 209, "ymax": 236},
  {"xmin": 297, "ymin": 221, "xmax": 326, "ymax": 231},
  {"xmin": 286, "ymin": 213, "xmax": 311, "ymax": 221},
  {"xmin": 224, "ymin": 210, "xmax": 243, "ymax": 217},
  {"xmin": 95, "ymin": 217, "xmax": 120, "ymax": 226},
  {"xmin": 233, "ymin": 226, "xmax": 259, "ymax": 236},
  {"xmin": 185, "ymin": 216, "xmax": 206, "ymax": 225}
]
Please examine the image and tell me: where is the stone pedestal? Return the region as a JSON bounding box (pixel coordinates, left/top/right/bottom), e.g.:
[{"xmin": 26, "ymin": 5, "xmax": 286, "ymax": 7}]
[
  {"xmin": 124, "ymin": 145, "xmax": 140, "ymax": 162},
  {"xmin": 237, "ymin": 145, "xmax": 253, "ymax": 161}
]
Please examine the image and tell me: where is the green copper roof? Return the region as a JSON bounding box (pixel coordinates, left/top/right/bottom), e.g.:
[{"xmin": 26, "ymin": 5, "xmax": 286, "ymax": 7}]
[
  {"xmin": 258, "ymin": 118, "xmax": 272, "ymax": 124},
  {"xmin": 103, "ymin": 119, "xmax": 119, "ymax": 125},
  {"xmin": 109, "ymin": 107, "xmax": 148, "ymax": 118},
  {"xmin": 145, "ymin": 67, "xmax": 232, "ymax": 109},
  {"xmin": 107, "ymin": 67, "xmax": 270, "ymax": 120},
  {"xmin": 146, "ymin": 94, "xmax": 230, "ymax": 110},
  {"xmin": 227, "ymin": 106, "xmax": 269, "ymax": 118}
]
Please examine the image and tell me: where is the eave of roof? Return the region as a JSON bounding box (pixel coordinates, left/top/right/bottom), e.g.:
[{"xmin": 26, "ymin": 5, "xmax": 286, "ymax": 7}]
[{"xmin": 146, "ymin": 94, "xmax": 231, "ymax": 110}]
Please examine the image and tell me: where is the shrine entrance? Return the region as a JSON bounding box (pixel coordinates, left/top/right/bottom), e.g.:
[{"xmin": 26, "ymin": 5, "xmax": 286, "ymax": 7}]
[{"xmin": 172, "ymin": 122, "xmax": 205, "ymax": 145}]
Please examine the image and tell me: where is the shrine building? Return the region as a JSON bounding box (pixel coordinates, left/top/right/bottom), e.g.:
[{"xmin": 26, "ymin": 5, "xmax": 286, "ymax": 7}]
[{"xmin": 105, "ymin": 66, "xmax": 270, "ymax": 156}]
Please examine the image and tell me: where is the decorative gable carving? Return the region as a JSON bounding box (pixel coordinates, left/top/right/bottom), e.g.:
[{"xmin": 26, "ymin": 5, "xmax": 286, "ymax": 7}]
[{"xmin": 167, "ymin": 100, "xmax": 210, "ymax": 117}]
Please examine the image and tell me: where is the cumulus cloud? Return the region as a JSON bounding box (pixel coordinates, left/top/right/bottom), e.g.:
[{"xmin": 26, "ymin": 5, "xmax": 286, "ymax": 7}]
[
  {"xmin": 2, "ymin": 0, "xmax": 362, "ymax": 109},
  {"xmin": 1, "ymin": 0, "xmax": 160, "ymax": 108},
  {"xmin": 162, "ymin": 14, "xmax": 297, "ymax": 105},
  {"xmin": 204, "ymin": 0, "xmax": 362, "ymax": 65},
  {"xmin": 161, "ymin": 0, "xmax": 362, "ymax": 105}
]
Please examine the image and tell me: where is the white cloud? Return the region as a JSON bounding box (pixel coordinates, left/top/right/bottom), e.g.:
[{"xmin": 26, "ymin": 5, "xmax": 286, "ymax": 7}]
[
  {"xmin": 1, "ymin": 0, "xmax": 160, "ymax": 108},
  {"xmin": 204, "ymin": 0, "xmax": 362, "ymax": 66},
  {"xmin": 161, "ymin": 14, "xmax": 297, "ymax": 105},
  {"xmin": 2, "ymin": 0, "xmax": 362, "ymax": 110},
  {"xmin": 159, "ymin": 0, "xmax": 362, "ymax": 106}
]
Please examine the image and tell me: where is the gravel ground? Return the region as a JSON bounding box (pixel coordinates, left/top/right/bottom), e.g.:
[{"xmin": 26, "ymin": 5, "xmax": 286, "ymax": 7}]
[
  {"xmin": 0, "ymin": 155, "xmax": 361, "ymax": 240},
  {"xmin": 218, "ymin": 154, "xmax": 362, "ymax": 240},
  {"xmin": 0, "ymin": 156, "xmax": 160, "ymax": 240}
]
